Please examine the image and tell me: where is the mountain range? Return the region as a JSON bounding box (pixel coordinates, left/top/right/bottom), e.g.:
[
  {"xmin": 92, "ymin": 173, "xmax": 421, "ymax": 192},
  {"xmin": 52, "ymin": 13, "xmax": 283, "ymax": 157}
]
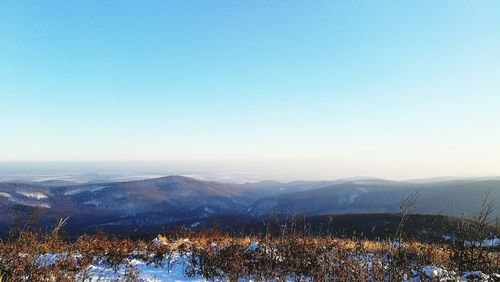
[{"xmin": 0, "ymin": 175, "xmax": 498, "ymax": 236}]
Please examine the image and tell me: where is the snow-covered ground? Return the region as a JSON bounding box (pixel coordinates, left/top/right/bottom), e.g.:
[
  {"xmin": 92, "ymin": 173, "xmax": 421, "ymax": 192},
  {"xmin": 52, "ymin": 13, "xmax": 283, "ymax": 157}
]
[
  {"xmin": 407, "ymin": 266, "xmax": 499, "ymax": 282},
  {"xmin": 85, "ymin": 255, "xmax": 205, "ymax": 282},
  {"xmin": 84, "ymin": 261, "xmax": 499, "ymax": 282},
  {"xmin": 442, "ymin": 235, "xmax": 500, "ymax": 248},
  {"xmin": 23, "ymin": 240, "xmax": 500, "ymax": 281},
  {"xmin": 479, "ymin": 237, "xmax": 500, "ymax": 247}
]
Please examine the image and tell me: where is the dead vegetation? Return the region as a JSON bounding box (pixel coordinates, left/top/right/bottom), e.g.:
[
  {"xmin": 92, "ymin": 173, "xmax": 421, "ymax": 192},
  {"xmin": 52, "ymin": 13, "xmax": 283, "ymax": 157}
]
[
  {"xmin": 0, "ymin": 214, "xmax": 498, "ymax": 281},
  {"xmin": 0, "ymin": 193, "xmax": 499, "ymax": 281}
]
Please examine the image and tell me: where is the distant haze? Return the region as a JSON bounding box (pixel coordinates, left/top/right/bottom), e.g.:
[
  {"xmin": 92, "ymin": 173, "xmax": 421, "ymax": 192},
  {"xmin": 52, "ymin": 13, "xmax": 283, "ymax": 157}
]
[{"xmin": 0, "ymin": 161, "xmax": 498, "ymax": 184}]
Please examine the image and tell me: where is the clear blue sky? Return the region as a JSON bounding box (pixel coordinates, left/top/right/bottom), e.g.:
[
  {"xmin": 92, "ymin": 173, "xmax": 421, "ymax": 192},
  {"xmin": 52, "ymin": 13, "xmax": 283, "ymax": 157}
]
[{"xmin": 1, "ymin": 1, "xmax": 499, "ymax": 179}]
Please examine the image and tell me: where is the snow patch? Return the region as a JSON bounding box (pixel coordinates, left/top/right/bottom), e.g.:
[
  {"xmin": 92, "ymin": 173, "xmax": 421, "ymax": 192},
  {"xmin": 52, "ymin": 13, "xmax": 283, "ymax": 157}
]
[
  {"xmin": 464, "ymin": 237, "xmax": 500, "ymax": 247},
  {"xmin": 0, "ymin": 192, "xmax": 12, "ymax": 198},
  {"xmin": 247, "ymin": 242, "xmax": 260, "ymax": 252},
  {"xmin": 442, "ymin": 234, "xmax": 452, "ymax": 241},
  {"xmin": 422, "ymin": 266, "xmax": 448, "ymax": 279},
  {"xmin": 86, "ymin": 256, "xmax": 206, "ymax": 281},
  {"xmin": 2, "ymin": 196, "xmax": 51, "ymax": 208},
  {"xmin": 65, "ymin": 185, "xmax": 110, "ymax": 195},
  {"xmin": 462, "ymin": 271, "xmax": 490, "ymax": 280},
  {"xmin": 34, "ymin": 202, "xmax": 51, "ymax": 208},
  {"xmin": 84, "ymin": 200, "xmax": 100, "ymax": 206},
  {"xmin": 479, "ymin": 237, "xmax": 500, "ymax": 247},
  {"xmin": 348, "ymin": 193, "xmax": 359, "ymax": 203},
  {"xmin": 18, "ymin": 192, "xmax": 48, "ymax": 199}
]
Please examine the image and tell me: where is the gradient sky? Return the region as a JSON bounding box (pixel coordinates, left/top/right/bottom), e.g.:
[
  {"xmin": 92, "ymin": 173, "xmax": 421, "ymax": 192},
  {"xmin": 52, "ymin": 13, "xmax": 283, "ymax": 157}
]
[{"xmin": 1, "ymin": 1, "xmax": 499, "ymax": 180}]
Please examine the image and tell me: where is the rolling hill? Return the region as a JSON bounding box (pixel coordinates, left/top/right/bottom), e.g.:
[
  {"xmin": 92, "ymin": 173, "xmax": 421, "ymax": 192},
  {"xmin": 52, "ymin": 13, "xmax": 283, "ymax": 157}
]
[{"xmin": 0, "ymin": 176, "xmax": 499, "ymax": 236}]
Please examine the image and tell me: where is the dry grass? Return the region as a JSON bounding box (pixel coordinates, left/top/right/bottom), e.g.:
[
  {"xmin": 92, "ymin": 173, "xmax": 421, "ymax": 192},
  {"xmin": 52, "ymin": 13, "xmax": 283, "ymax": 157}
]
[
  {"xmin": 0, "ymin": 221, "xmax": 498, "ymax": 281},
  {"xmin": 156, "ymin": 229, "xmax": 498, "ymax": 281}
]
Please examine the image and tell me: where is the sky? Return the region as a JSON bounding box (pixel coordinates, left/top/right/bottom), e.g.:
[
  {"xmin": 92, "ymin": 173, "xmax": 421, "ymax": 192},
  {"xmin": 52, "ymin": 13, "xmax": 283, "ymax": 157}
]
[{"xmin": 1, "ymin": 1, "xmax": 499, "ymax": 180}]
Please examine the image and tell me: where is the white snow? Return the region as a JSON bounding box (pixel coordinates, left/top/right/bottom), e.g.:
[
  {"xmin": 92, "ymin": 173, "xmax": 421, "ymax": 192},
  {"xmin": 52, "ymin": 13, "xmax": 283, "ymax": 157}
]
[
  {"xmin": 203, "ymin": 207, "xmax": 214, "ymax": 214},
  {"xmin": 16, "ymin": 237, "xmax": 500, "ymax": 282},
  {"xmin": 462, "ymin": 271, "xmax": 490, "ymax": 280},
  {"xmin": 89, "ymin": 185, "xmax": 110, "ymax": 192},
  {"xmin": 1, "ymin": 196, "xmax": 51, "ymax": 208},
  {"xmin": 479, "ymin": 237, "xmax": 500, "ymax": 247},
  {"xmin": 190, "ymin": 222, "xmax": 200, "ymax": 228},
  {"xmin": 0, "ymin": 191, "xmax": 51, "ymax": 208},
  {"xmin": 35, "ymin": 202, "xmax": 51, "ymax": 208},
  {"xmin": 422, "ymin": 266, "xmax": 447, "ymax": 279},
  {"xmin": 15, "ymin": 250, "xmax": 500, "ymax": 282},
  {"xmin": 32, "ymin": 252, "xmax": 206, "ymax": 281},
  {"xmin": 391, "ymin": 241, "xmax": 401, "ymax": 248},
  {"xmin": 348, "ymin": 193, "xmax": 359, "ymax": 203},
  {"xmin": 247, "ymin": 242, "xmax": 260, "ymax": 252},
  {"xmin": 84, "ymin": 200, "xmax": 100, "ymax": 206},
  {"xmin": 442, "ymin": 234, "xmax": 452, "ymax": 241},
  {"xmin": 418, "ymin": 266, "xmax": 497, "ymax": 282},
  {"xmin": 18, "ymin": 191, "xmax": 48, "ymax": 199},
  {"xmin": 463, "ymin": 237, "xmax": 500, "ymax": 247},
  {"xmin": 65, "ymin": 185, "xmax": 110, "ymax": 195},
  {"xmin": 151, "ymin": 238, "xmax": 164, "ymax": 246},
  {"xmin": 77, "ymin": 259, "xmax": 500, "ymax": 282},
  {"xmin": 0, "ymin": 192, "xmax": 12, "ymax": 198},
  {"xmin": 85, "ymin": 256, "xmax": 206, "ymax": 282}
]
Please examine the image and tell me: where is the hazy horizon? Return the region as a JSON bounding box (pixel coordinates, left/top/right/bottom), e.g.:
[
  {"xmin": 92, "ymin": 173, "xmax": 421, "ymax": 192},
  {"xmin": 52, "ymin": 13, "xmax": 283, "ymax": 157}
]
[
  {"xmin": 2, "ymin": 1, "xmax": 499, "ymax": 178},
  {"xmin": 0, "ymin": 161, "xmax": 499, "ymax": 184}
]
